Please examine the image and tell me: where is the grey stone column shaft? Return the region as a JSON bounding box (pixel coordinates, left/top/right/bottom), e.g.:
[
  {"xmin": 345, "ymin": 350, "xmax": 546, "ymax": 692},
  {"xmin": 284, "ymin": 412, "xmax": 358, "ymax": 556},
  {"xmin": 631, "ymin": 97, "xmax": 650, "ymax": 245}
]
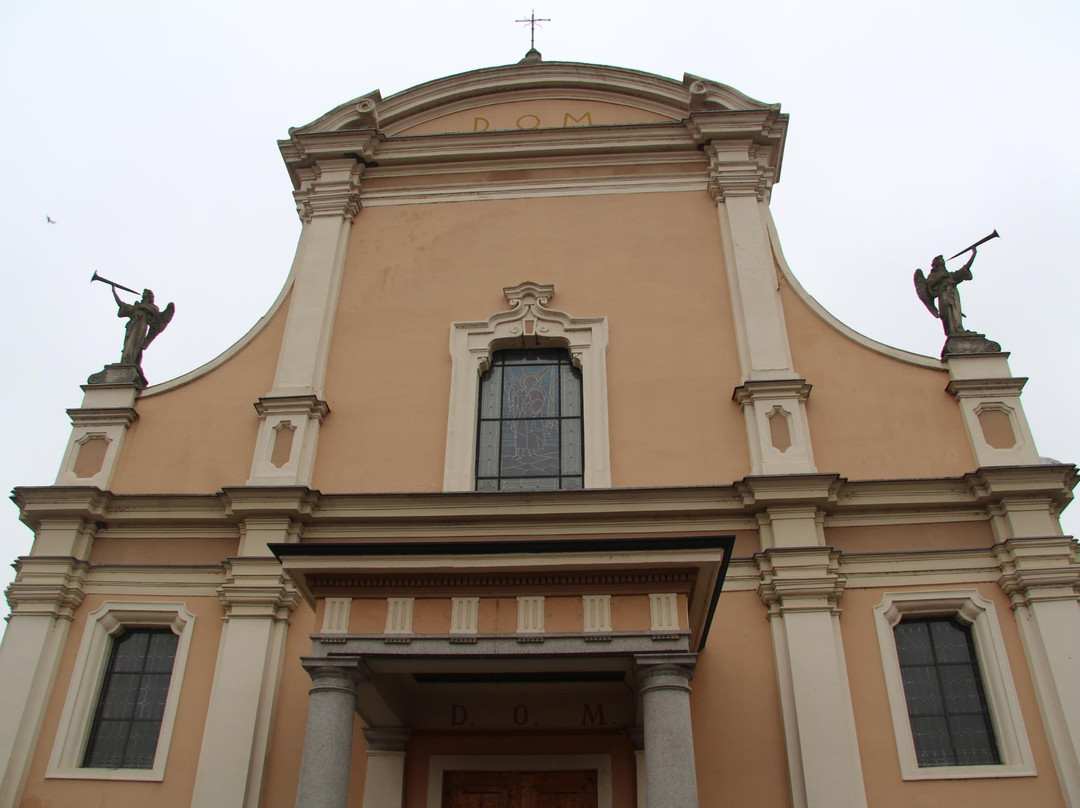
[
  {"xmin": 636, "ymin": 654, "xmax": 699, "ymax": 808},
  {"xmin": 295, "ymin": 662, "xmax": 363, "ymax": 808}
]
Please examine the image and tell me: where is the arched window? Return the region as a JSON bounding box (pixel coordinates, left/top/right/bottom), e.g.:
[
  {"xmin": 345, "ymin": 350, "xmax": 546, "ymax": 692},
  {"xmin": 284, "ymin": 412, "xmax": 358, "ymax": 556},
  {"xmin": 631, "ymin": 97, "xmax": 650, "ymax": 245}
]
[{"xmin": 475, "ymin": 349, "xmax": 583, "ymax": 491}]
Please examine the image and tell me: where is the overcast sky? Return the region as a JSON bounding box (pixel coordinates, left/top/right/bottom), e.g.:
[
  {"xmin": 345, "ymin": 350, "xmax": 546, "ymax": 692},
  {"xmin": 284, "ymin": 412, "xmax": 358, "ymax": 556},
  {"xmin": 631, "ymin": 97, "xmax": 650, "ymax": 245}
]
[{"xmin": 1, "ymin": 0, "xmax": 1077, "ymax": 624}]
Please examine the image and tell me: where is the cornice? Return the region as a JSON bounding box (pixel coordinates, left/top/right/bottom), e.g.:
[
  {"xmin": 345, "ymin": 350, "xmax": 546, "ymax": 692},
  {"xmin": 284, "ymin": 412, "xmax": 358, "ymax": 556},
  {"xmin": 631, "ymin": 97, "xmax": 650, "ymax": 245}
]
[
  {"xmin": 65, "ymin": 407, "xmax": 139, "ymax": 428},
  {"xmin": 11, "ymin": 466, "xmax": 1076, "ymax": 544},
  {"xmin": 292, "ymin": 63, "xmax": 778, "ymax": 137},
  {"xmin": 10, "ymin": 487, "xmax": 110, "ymax": 531},
  {"xmin": 732, "ymin": 379, "xmax": 813, "ymax": 405},
  {"xmin": 254, "ymin": 395, "xmax": 330, "ymax": 421},
  {"xmin": 946, "ymin": 377, "xmax": 1029, "ymax": 399},
  {"xmin": 995, "ymin": 536, "xmax": 1080, "ymax": 607}
]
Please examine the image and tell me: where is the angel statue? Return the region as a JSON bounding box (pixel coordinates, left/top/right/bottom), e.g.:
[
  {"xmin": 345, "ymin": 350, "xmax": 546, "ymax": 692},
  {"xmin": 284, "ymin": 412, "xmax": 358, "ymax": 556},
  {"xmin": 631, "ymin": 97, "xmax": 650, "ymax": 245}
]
[
  {"xmin": 112, "ymin": 286, "xmax": 175, "ymax": 369},
  {"xmin": 913, "ymin": 249, "xmax": 978, "ymax": 337}
]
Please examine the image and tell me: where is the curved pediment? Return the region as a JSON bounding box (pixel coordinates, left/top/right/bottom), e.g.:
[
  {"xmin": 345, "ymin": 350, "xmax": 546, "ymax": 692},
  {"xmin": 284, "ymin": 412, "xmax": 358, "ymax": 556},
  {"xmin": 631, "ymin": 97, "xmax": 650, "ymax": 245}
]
[{"xmin": 292, "ymin": 60, "xmax": 778, "ymax": 136}]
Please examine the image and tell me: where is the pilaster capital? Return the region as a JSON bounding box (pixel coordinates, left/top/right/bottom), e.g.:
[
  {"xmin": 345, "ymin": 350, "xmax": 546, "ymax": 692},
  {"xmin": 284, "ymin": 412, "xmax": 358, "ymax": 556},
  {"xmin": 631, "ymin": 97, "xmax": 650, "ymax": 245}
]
[
  {"xmin": 253, "ymin": 394, "xmax": 330, "ymax": 422},
  {"xmin": 945, "ymin": 377, "xmax": 1028, "ymax": 399},
  {"xmin": 362, "ymin": 726, "xmax": 413, "ymax": 752},
  {"xmin": 293, "ymin": 158, "xmax": 364, "ymax": 223},
  {"xmin": 5, "ymin": 557, "xmax": 89, "ymax": 620},
  {"xmin": 706, "ymin": 163, "xmax": 775, "ymax": 203},
  {"xmin": 756, "ymin": 547, "xmax": 845, "ymax": 616},
  {"xmin": 732, "ymin": 378, "xmax": 812, "ymax": 407},
  {"xmin": 995, "ymin": 536, "xmax": 1080, "ymax": 608},
  {"xmin": 66, "ymin": 406, "xmax": 139, "ymax": 428},
  {"xmin": 218, "ymin": 557, "xmax": 302, "ymax": 621}
]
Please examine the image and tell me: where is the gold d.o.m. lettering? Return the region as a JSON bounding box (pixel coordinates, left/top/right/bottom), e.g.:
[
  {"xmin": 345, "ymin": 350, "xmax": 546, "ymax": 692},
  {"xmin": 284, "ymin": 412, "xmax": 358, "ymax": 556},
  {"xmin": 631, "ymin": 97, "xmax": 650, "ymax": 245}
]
[
  {"xmin": 473, "ymin": 117, "xmax": 490, "ymax": 132},
  {"xmin": 450, "ymin": 704, "xmax": 468, "ymax": 725},
  {"xmin": 516, "ymin": 114, "xmax": 541, "ymax": 129},
  {"xmin": 564, "ymin": 112, "xmax": 593, "ymax": 126},
  {"xmin": 582, "ymin": 703, "xmax": 606, "ymax": 726}
]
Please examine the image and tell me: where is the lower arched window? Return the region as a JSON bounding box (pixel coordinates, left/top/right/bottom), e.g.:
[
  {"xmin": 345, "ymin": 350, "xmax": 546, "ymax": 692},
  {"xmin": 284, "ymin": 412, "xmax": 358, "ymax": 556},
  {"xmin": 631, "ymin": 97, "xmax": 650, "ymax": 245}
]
[{"xmin": 475, "ymin": 349, "xmax": 583, "ymax": 491}]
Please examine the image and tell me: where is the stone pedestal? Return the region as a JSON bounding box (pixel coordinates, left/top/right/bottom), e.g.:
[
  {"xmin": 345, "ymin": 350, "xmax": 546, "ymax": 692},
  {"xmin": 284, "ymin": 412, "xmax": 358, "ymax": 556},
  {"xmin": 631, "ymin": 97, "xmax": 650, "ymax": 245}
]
[
  {"xmin": 942, "ymin": 333, "xmax": 1001, "ymax": 358},
  {"xmin": 86, "ymin": 362, "xmax": 147, "ymax": 388}
]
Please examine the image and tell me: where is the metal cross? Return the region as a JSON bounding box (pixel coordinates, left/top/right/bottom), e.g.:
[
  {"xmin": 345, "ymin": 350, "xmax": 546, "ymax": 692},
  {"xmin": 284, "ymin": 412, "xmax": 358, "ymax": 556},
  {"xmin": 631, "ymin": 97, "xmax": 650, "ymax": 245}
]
[{"xmin": 516, "ymin": 10, "xmax": 550, "ymax": 50}]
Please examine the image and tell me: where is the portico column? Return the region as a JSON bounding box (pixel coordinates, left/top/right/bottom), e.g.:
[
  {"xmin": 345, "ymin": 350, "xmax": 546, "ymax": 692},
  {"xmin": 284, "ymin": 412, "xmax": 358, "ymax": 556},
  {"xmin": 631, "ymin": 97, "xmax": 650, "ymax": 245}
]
[
  {"xmin": 361, "ymin": 727, "xmax": 412, "ymax": 808},
  {"xmin": 296, "ymin": 660, "xmax": 365, "ymax": 808},
  {"xmin": 635, "ymin": 654, "xmax": 698, "ymax": 808}
]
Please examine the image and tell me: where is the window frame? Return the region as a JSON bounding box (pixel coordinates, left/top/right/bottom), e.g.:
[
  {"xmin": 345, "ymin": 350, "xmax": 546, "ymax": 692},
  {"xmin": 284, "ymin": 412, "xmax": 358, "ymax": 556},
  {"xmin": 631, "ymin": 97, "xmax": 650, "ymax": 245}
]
[
  {"xmin": 47, "ymin": 602, "xmax": 195, "ymax": 782},
  {"xmin": 443, "ymin": 282, "xmax": 609, "ymax": 492},
  {"xmin": 873, "ymin": 590, "xmax": 1035, "ymax": 780}
]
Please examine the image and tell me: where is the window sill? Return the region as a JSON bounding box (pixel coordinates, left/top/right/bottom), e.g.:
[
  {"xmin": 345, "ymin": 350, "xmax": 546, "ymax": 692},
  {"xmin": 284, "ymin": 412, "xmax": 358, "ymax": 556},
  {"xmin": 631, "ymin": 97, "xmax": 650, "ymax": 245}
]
[
  {"xmin": 901, "ymin": 762, "xmax": 1037, "ymax": 781},
  {"xmin": 45, "ymin": 766, "xmax": 165, "ymax": 782}
]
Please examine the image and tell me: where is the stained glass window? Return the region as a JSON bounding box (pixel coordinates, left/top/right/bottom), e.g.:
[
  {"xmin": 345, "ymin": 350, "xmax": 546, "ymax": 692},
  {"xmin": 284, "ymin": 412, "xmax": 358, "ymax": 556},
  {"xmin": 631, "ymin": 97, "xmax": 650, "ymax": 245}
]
[
  {"xmin": 476, "ymin": 349, "xmax": 583, "ymax": 491},
  {"xmin": 83, "ymin": 628, "xmax": 179, "ymax": 769},
  {"xmin": 894, "ymin": 617, "xmax": 1000, "ymax": 767}
]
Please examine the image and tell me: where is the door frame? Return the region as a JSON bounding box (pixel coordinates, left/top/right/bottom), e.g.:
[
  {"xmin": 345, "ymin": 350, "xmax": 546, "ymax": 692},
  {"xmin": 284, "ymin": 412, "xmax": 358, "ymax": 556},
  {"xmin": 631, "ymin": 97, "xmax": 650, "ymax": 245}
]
[{"xmin": 427, "ymin": 754, "xmax": 612, "ymax": 808}]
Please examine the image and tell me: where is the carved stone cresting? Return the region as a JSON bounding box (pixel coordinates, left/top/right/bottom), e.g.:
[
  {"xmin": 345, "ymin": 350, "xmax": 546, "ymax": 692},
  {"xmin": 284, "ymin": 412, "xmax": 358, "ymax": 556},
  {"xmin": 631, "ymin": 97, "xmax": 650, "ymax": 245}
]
[{"xmin": 444, "ymin": 282, "xmax": 610, "ymax": 490}]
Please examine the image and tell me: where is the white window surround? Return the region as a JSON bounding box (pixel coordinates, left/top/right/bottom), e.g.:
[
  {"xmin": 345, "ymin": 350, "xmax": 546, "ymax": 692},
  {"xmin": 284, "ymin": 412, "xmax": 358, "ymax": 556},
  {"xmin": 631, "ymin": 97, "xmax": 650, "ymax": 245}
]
[
  {"xmin": 443, "ymin": 282, "xmax": 610, "ymax": 491},
  {"xmin": 873, "ymin": 590, "xmax": 1035, "ymax": 780},
  {"xmin": 426, "ymin": 754, "xmax": 612, "ymax": 808},
  {"xmin": 47, "ymin": 601, "xmax": 195, "ymax": 782}
]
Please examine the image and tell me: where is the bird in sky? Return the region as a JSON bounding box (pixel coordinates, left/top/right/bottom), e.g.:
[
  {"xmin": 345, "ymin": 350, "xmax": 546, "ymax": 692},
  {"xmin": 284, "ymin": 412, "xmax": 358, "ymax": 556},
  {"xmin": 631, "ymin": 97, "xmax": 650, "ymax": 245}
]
[{"xmin": 46, "ymin": 215, "xmax": 56, "ymax": 224}]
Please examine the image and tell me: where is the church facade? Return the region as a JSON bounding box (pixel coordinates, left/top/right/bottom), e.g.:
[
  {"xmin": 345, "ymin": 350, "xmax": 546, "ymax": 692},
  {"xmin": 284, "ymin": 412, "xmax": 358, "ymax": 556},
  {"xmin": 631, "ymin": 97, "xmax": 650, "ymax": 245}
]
[{"xmin": 1, "ymin": 55, "xmax": 1078, "ymax": 808}]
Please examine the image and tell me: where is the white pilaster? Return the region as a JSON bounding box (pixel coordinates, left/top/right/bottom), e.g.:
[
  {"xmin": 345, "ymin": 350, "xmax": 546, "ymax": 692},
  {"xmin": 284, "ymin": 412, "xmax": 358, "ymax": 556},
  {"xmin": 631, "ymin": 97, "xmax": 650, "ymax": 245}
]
[
  {"xmin": 189, "ymin": 541, "xmax": 300, "ymax": 808},
  {"xmin": 0, "ymin": 505, "xmax": 95, "ymax": 808},
  {"xmin": 946, "ymin": 353, "xmax": 1040, "ymax": 466},
  {"xmin": 733, "ymin": 380, "xmax": 815, "ymax": 474},
  {"xmin": 55, "ymin": 384, "xmax": 139, "ymax": 488},
  {"xmin": 996, "ymin": 535, "xmax": 1080, "ymax": 805},
  {"xmin": 707, "ymin": 154, "xmax": 817, "ymax": 475},
  {"xmin": 757, "ymin": 533, "xmax": 867, "ymax": 808},
  {"xmin": 361, "ymin": 727, "xmax": 412, "ymax": 808},
  {"xmin": 250, "ymin": 157, "xmax": 361, "ymax": 486}
]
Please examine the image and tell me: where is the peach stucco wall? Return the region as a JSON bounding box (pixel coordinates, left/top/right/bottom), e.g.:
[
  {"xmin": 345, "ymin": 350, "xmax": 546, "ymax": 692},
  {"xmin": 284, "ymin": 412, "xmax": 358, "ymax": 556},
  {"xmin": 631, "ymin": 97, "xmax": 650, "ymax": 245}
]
[
  {"xmin": 779, "ymin": 274, "xmax": 977, "ymax": 480},
  {"xmin": 692, "ymin": 589, "xmax": 793, "ymax": 806},
  {"xmin": 840, "ymin": 584, "xmax": 1064, "ymax": 807},
  {"xmin": 109, "ymin": 291, "xmax": 291, "ymax": 494},
  {"xmin": 315, "ymin": 192, "xmax": 751, "ymax": 492},
  {"xmin": 826, "ymin": 520, "xmax": 996, "ymax": 554},
  {"xmin": 20, "ymin": 594, "xmax": 224, "ymax": 808}
]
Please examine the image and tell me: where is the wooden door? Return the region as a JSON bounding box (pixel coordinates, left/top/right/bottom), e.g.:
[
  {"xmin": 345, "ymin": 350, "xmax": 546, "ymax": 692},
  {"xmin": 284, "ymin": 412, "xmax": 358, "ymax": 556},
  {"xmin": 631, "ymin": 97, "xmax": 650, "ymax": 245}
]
[{"xmin": 442, "ymin": 770, "xmax": 597, "ymax": 808}]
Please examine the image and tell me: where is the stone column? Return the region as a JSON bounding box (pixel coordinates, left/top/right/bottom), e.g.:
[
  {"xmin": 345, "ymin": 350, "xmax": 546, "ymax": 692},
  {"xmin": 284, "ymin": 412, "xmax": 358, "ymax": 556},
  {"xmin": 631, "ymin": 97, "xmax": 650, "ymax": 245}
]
[
  {"xmin": 295, "ymin": 660, "xmax": 365, "ymax": 808},
  {"xmin": 635, "ymin": 654, "xmax": 699, "ymax": 808},
  {"xmin": 361, "ymin": 727, "xmax": 412, "ymax": 808}
]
